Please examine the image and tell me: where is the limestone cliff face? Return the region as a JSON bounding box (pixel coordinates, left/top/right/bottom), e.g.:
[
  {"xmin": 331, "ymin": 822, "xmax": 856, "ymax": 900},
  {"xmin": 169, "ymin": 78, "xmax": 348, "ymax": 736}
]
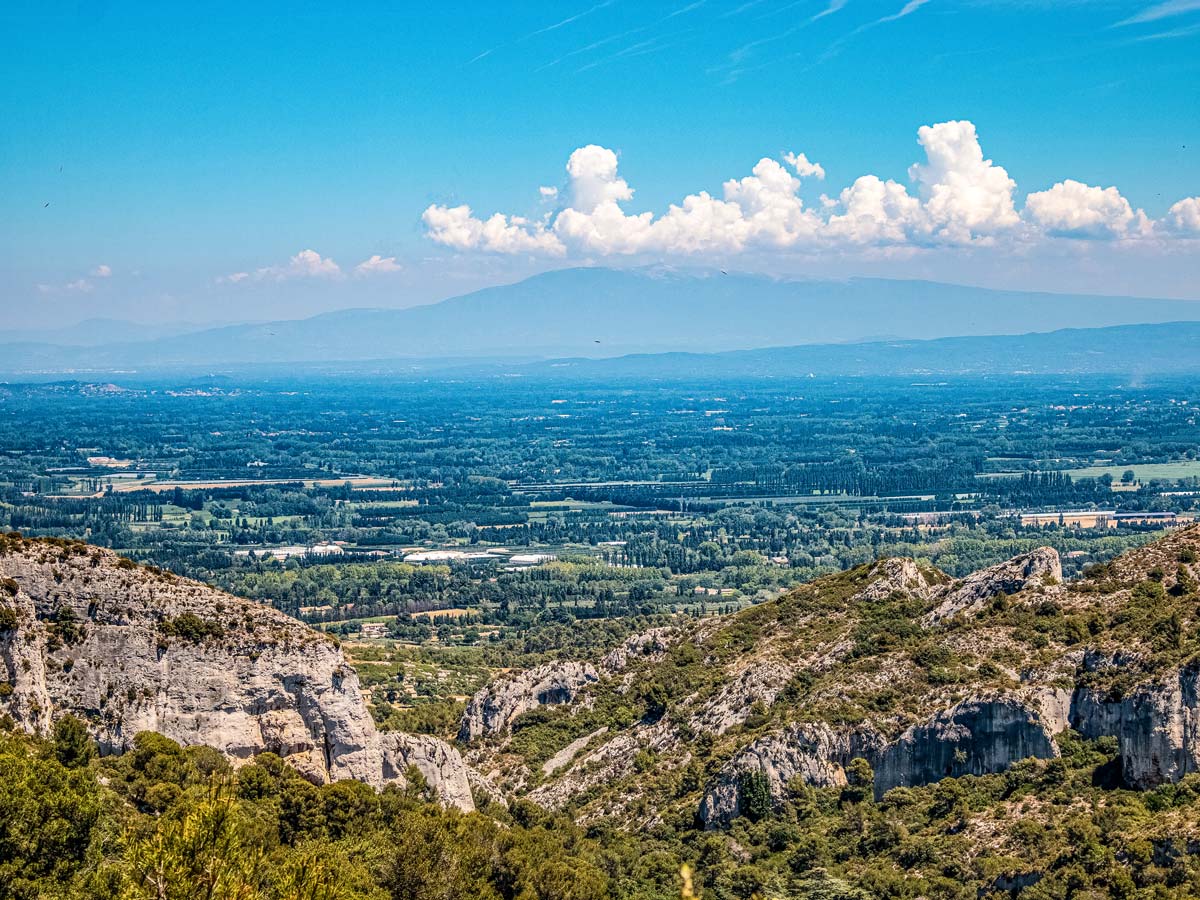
[
  {"xmin": 688, "ymin": 661, "xmax": 796, "ymax": 737},
  {"xmin": 872, "ymin": 694, "xmax": 1060, "ymax": 795},
  {"xmin": 0, "ymin": 537, "xmax": 473, "ymax": 810},
  {"xmin": 697, "ymin": 671, "xmax": 1200, "ymax": 824},
  {"xmin": 458, "ymin": 661, "xmax": 599, "ymax": 742},
  {"xmin": 601, "ymin": 627, "xmax": 675, "ymax": 673},
  {"xmin": 698, "ymin": 694, "xmax": 1061, "ymax": 826},
  {"xmin": 855, "ymin": 558, "xmax": 938, "ymax": 604},
  {"xmin": 699, "ymin": 723, "xmax": 882, "ymax": 827},
  {"xmin": 1073, "ymin": 665, "xmax": 1200, "ymax": 789}
]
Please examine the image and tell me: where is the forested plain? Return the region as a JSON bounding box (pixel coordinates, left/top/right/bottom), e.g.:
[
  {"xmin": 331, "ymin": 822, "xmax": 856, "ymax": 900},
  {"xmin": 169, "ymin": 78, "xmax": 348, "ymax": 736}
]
[{"xmin": 0, "ymin": 373, "xmax": 1196, "ymax": 718}]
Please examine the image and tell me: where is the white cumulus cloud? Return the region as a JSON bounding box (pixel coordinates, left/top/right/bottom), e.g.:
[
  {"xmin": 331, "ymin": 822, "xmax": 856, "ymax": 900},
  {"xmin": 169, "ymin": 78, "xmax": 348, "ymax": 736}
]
[
  {"xmin": 826, "ymin": 175, "xmax": 923, "ymax": 245},
  {"xmin": 1024, "ymin": 180, "xmax": 1151, "ymax": 240},
  {"xmin": 565, "ymin": 144, "xmax": 635, "ymax": 212},
  {"xmin": 90, "ymin": 264, "xmax": 112, "ymax": 278},
  {"xmin": 1165, "ymin": 196, "xmax": 1200, "ymax": 235},
  {"xmin": 422, "ymin": 205, "xmax": 565, "ymax": 255},
  {"xmin": 221, "ymin": 249, "xmax": 344, "ymax": 284},
  {"xmin": 422, "ymin": 120, "xmax": 1189, "ymax": 259},
  {"xmin": 908, "ymin": 120, "xmax": 1019, "ymax": 243},
  {"xmin": 784, "ymin": 151, "xmax": 825, "ymax": 179}
]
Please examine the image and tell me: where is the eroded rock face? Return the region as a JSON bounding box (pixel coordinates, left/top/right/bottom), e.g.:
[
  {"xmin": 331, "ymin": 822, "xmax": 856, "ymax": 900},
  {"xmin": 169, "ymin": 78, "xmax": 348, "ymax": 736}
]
[
  {"xmin": 699, "ymin": 723, "xmax": 881, "ymax": 827},
  {"xmin": 601, "ymin": 627, "xmax": 675, "ymax": 673},
  {"xmin": 689, "ymin": 661, "xmax": 795, "ymax": 737},
  {"xmin": 0, "ymin": 539, "xmax": 473, "ymax": 810},
  {"xmin": 873, "ymin": 694, "xmax": 1060, "ymax": 796},
  {"xmin": 855, "ymin": 558, "xmax": 937, "ymax": 603},
  {"xmin": 924, "ymin": 548, "xmax": 1061, "ymax": 624},
  {"xmin": 378, "ymin": 733, "xmax": 475, "ymax": 809},
  {"xmin": 458, "ymin": 661, "xmax": 598, "ymax": 742},
  {"xmin": 1073, "ymin": 666, "xmax": 1200, "ymax": 789},
  {"xmin": 699, "ymin": 694, "xmax": 1064, "ymax": 825}
]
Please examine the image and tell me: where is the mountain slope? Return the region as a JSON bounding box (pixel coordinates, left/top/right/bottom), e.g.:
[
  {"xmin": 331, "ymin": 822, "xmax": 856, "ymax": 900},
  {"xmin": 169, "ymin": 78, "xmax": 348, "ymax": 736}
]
[
  {"xmin": 3, "ymin": 268, "xmax": 1199, "ymax": 372},
  {"xmin": 459, "ymin": 526, "xmax": 1200, "ymax": 836}
]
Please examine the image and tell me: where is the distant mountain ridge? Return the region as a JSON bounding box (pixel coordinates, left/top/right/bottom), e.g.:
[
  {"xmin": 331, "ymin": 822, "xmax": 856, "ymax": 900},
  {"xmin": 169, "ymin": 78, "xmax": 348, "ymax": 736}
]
[
  {"xmin": 1, "ymin": 267, "xmax": 1198, "ymax": 374},
  {"xmin": 505, "ymin": 321, "xmax": 1200, "ymax": 379},
  {"xmin": 0, "ymin": 318, "xmax": 217, "ymax": 347}
]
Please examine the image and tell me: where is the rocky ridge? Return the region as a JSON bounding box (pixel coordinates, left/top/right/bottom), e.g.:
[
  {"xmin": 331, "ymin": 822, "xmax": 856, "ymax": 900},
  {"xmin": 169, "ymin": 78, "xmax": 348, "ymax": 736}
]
[{"xmin": 457, "ymin": 528, "xmax": 1200, "ymax": 829}]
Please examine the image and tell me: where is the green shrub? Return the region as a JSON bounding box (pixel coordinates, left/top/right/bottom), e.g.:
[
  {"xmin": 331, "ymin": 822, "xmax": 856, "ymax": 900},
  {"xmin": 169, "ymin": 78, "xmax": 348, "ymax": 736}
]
[
  {"xmin": 739, "ymin": 770, "xmax": 773, "ymax": 821},
  {"xmin": 158, "ymin": 613, "xmax": 224, "ymax": 643}
]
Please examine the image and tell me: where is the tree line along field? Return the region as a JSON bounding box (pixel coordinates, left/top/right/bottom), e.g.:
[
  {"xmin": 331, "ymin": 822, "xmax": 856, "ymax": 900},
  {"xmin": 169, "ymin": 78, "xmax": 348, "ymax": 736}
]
[{"xmin": 0, "ymin": 374, "xmax": 1196, "ymax": 675}]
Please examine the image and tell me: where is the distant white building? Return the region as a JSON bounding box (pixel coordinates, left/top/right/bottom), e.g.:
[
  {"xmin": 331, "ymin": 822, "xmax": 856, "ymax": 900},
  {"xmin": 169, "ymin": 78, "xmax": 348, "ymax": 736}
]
[
  {"xmin": 234, "ymin": 541, "xmax": 345, "ymax": 562},
  {"xmin": 403, "ymin": 549, "xmax": 494, "ymax": 564},
  {"xmin": 508, "ymin": 553, "xmax": 556, "ymax": 566}
]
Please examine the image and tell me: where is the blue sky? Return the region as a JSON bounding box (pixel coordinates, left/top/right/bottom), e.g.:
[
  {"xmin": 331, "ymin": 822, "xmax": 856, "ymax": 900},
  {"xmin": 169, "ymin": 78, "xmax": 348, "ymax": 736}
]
[{"xmin": 1, "ymin": 0, "xmax": 1198, "ymax": 327}]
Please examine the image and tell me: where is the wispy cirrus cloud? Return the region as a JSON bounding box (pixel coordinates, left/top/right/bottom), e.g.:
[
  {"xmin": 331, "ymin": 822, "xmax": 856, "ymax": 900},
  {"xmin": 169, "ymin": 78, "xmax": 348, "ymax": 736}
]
[
  {"xmin": 468, "ymin": 0, "xmax": 618, "ymax": 64},
  {"xmin": 1128, "ymin": 19, "xmax": 1200, "ymax": 38},
  {"xmin": 1116, "ymin": 0, "xmax": 1200, "ymax": 26}
]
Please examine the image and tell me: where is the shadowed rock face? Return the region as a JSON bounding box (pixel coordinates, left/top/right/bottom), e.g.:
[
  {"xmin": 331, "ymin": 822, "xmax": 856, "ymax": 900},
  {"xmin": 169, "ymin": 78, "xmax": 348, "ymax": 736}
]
[
  {"xmin": 458, "ymin": 661, "xmax": 599, "ymax": 742},
  {"xmin": 698, "ymin": 667, "xmax": 1200, "ymax": 825},
  {"xmin": 1073, "ymin": 664, "xmax": 1200, "ymax": 789},
  {"xmin": 698, "ymin": 695, "xmax": 1060, "ymax": 826},
  {"xmin": 0, "ymin": 538, "xmax": 474, "ymax": 810},
  {"xmin": 872, "ymin": 695, "xmax": 1060, "ymax": 795}
]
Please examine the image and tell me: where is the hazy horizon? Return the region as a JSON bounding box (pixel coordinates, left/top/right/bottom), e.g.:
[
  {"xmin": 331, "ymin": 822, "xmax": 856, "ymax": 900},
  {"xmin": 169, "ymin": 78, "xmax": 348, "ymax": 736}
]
[{"xmin": 3, "ymin": 3, "xmax": 1199, "ymax": 329}]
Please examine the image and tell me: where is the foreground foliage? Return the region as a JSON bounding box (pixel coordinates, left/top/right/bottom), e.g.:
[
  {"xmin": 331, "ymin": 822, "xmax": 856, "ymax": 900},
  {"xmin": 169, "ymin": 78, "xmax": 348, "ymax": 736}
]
[{"xmin": 7, "ymin": 719, "xmax": 1200, "ymax": 899}]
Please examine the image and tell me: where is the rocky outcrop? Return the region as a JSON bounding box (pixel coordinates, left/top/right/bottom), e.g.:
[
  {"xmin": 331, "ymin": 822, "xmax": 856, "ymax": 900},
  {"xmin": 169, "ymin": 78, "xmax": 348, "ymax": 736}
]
[
  {"xmin": 1073, "ymin": 665, "xmax": 1200, "ymax": 789},
  {"xmin": 601, "ymin": 627, "xmax": 675, "ymax": 673},
  {"xmin": 873, "ymin": 694, "xmax": 1061, "ymax": 796},
  {"xmin": 458, "ymin": 660, "xmax": 599, "ymax": 742},
  {"xmin": 699, "ymin": 694, "xmax": 1065, "ymax": 825},
  {"xmin": 543, "ymin": 727, "xmax": 608, "ymax": 775},
  {"xmin": 527, "ymin": 719, "xmax": 676, "ymax": 812},
  {"xmin": 377, "ymin": 733, "xmax": 474, "ymax": 808},
  {"xmin": 854, "ymin": 558, "xmax": 937, "ymax": 603},
  {"xmin": 689, "ymin": 661, "xmax": 794, "ymax": 736},
  {"xmin": 699, "ymin": 723, "xmax": 881, "ymax": 827},
  {"xmin": 0, "ymin": 537, "xmax": 473, "ymax": 810},
  {"xmin": 924, "ymin": 548, "xmax": 1061, "ymax": 624}
]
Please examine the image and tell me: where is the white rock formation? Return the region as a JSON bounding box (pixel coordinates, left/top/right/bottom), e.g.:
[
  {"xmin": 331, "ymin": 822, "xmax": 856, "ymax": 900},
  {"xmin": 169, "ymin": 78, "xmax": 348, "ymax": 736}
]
[
  {"xmin": 458, "ymin": 660, "xmax": 599, "ymax": 742},
  {"xmin": 0, "ymin": 537, "xmax": 473, "ymax": 810},
  {"xmin": 924, "ymin": 547, "xmax": 1061, "ymax": 624}
]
